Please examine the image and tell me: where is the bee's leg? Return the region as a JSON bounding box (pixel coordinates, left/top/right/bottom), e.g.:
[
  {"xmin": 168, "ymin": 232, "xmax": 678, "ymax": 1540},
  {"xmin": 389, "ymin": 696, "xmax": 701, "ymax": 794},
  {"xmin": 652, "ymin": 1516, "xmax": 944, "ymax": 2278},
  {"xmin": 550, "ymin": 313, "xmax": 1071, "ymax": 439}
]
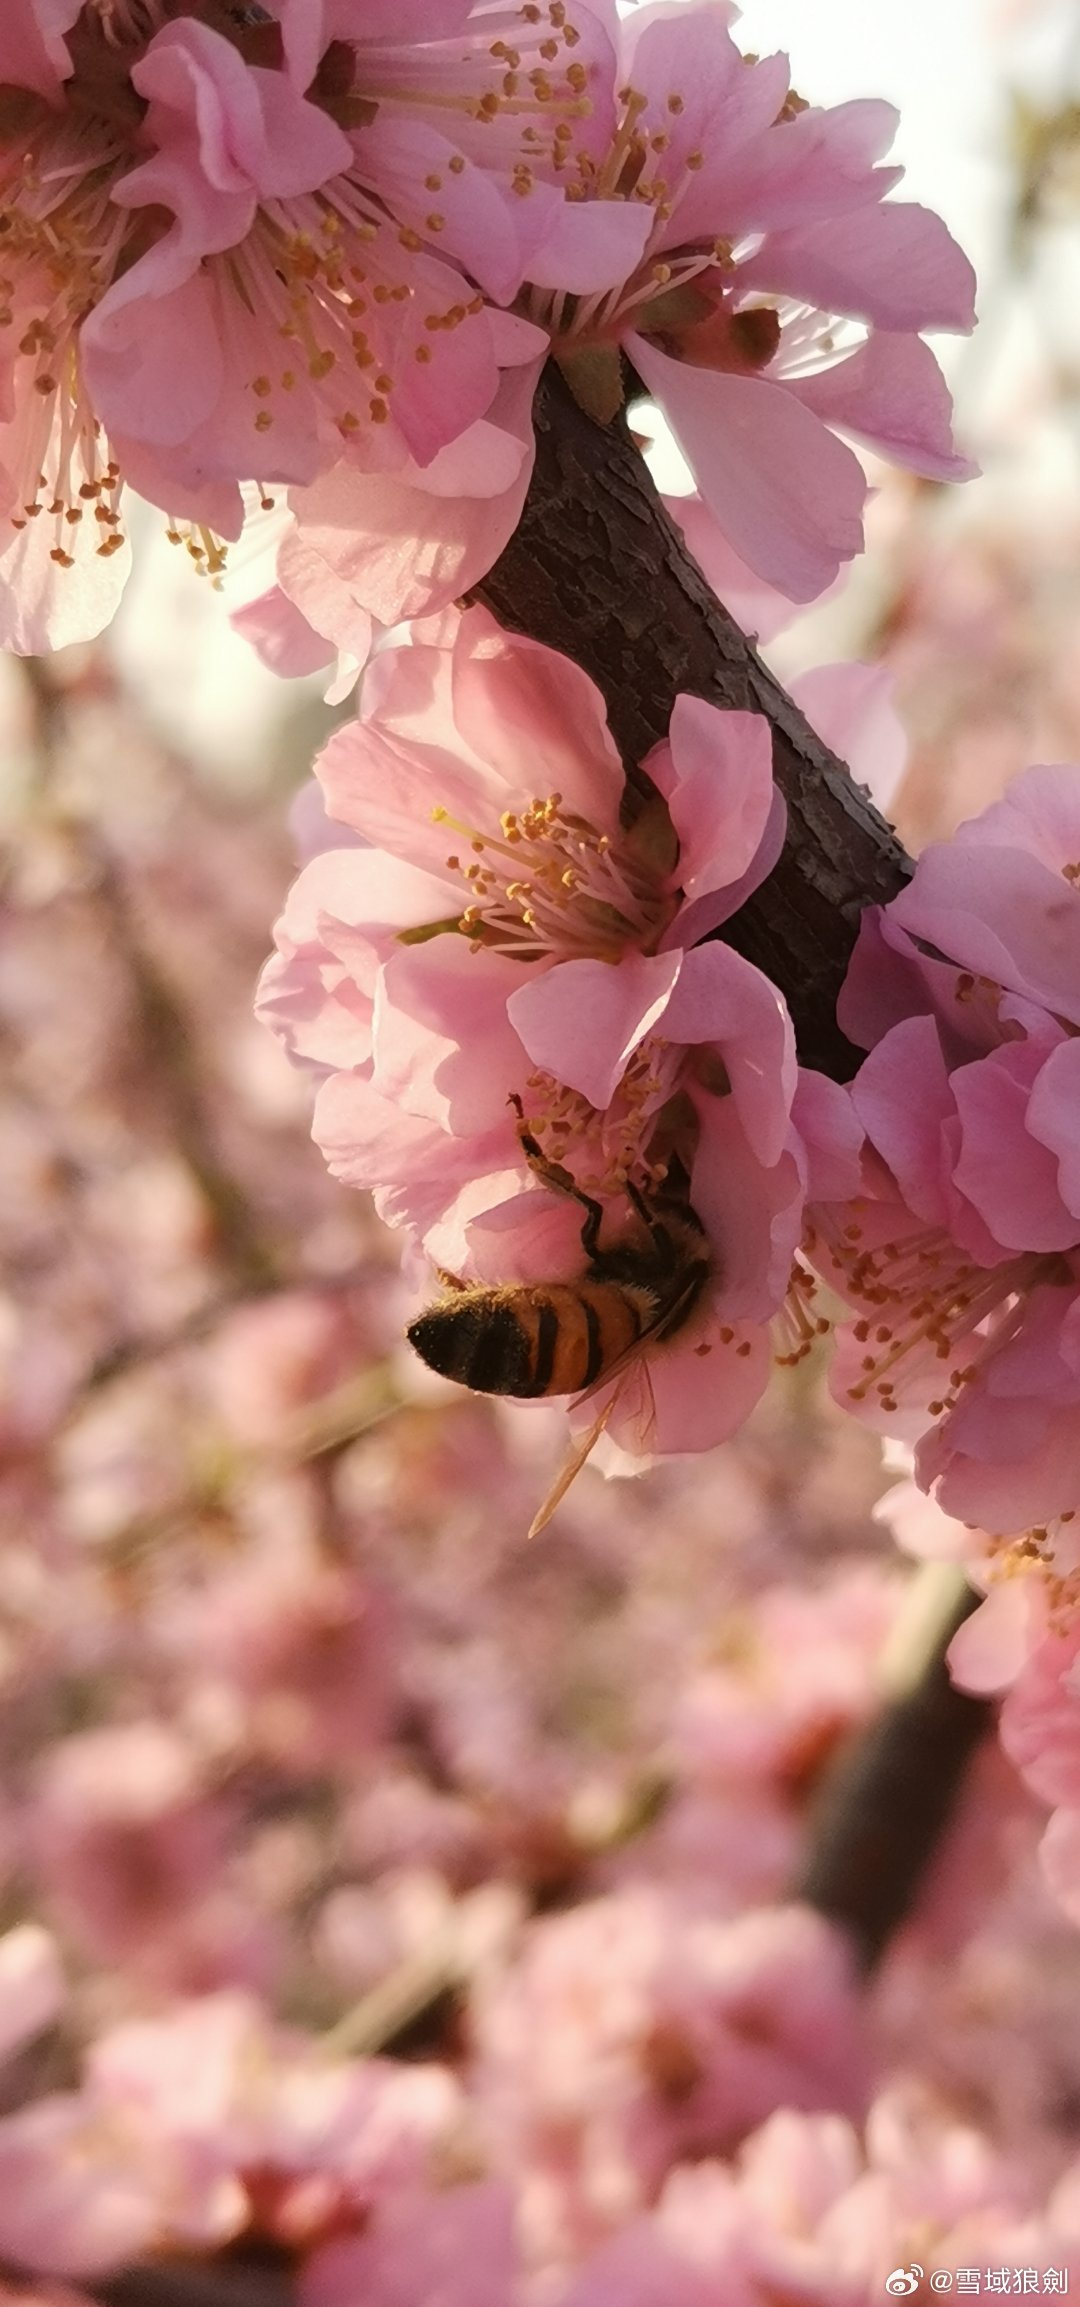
[
  {"xmin": 509, "ymin": 1092, "xmax": 604, "ymax": 1260},
  {"xmin": 435, "ymin": 1266, "xmax": 467, "ymax": 1291},
  {"xmin": 623, "ymin": 1177, "xmax": 672, "ymax": 1255}
]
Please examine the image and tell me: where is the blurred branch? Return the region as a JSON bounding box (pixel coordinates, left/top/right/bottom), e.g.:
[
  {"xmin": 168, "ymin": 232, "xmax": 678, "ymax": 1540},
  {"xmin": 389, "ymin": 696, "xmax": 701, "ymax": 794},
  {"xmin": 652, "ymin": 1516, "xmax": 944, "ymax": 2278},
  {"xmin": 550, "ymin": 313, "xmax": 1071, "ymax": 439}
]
[
  {"xmin": 88, "ymin": 838, "xmax": 284, "ymax": 1294},
  {"xmin": 17, "ymin": 655, "xmax": 284, "ymax": 1296},
  {"xmin": 94, "ymin": 2262, "xmax": 294, "ymax": 2307},
  {"xmin": 795, "ymin": 1564, "xmax": 990, "ymax": 1969},
  {"xmin": 0, "ymin": 2260, "xmax": 294, "ymax": 2307},
  {"xmin": 321, "ymin": 1920, "xmax": 465, "ymax": 2060}
]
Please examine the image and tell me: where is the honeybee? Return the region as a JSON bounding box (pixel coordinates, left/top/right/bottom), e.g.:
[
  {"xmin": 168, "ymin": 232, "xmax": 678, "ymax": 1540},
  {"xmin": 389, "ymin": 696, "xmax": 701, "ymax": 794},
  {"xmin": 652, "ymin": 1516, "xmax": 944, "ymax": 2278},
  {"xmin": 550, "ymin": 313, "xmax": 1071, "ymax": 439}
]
[{"xmin": 407, "ymin": 1099, "xmax": 712, "ymax": 1534}]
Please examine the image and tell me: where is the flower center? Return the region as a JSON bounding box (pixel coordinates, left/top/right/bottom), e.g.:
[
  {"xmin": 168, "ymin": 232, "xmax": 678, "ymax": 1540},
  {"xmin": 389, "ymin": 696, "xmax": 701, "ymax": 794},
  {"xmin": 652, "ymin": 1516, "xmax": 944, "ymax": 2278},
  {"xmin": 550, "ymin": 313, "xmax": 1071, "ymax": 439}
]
[
  {"xmin": 519, "ymin": 1033, "xmax": 687, "ymax": 1197},
  {"xmin": 433, "ymin": 791, "xmax": 677, "ymax": 965},
  {"xmin": 807, "ymin": 1208, "xmax": 1066, "ymax": 1426}
]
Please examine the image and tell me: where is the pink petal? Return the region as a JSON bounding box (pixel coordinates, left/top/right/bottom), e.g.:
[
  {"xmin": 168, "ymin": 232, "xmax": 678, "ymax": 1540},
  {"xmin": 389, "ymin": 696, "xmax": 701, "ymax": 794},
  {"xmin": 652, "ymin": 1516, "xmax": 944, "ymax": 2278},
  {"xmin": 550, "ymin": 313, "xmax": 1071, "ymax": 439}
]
[
  {"xmin": 112, "ymin": 433, "xmax": 244, "ymax": 537},
  {"xmin": 301, "ymin": 2181, "xmax": 517, "ymax": 2307},
  {"xmin": 82, "ymin": 270, "xmax": 226, "ymax": 452},
  {"xmin": 951, "ymin": 761, "xmax": 1080, "ymax": 873},
  {"xmin": 0, "ymin": 508, "xmax": 132, "ymax": 654},
  {"xmin": 0, "ymin": 1927, "xmax": 64, "ymax": 2068},
  {"xmin": 606, "ymin": 1316, "xmax": 773, "ymax": 1457},
  {"xmin": 523, "ymin": 194, "xmax": 654, "ymax": 293},
  {"xmin": 742, "ymin": 203, "xmax": 976, "ymax": 333},
  {"xmin": 0, "ymin": 2095, "xmax": 160, "ymax": 2277},
  {"xmin": 1027, "ymin": 1037, "xmax": 1080, "ymax": 1220},
  {"xmin": 689, "ymin": 1094, "xmax": 804, "ymax": 1321},
  {"xmin": 629, "ymin": 336, "xmax": 867, "ymax": 603},
  {"xmin": 836, "ymin": 906, "xmax": 1000, "ymax": 1065},
  {"xmin": 948, "ymin": 1582, "xmax": 1043, "ymax": 1697},
  {"xmin": 663, "ymin": 493, "xmax": 806, "ymax": 642},
  {"xmin": 890, "ymin": 842, "xmax": 1080, "ymax": 1028},
  {"xmin": 373, "ymin": 942, "xmax": 527, "ymax": 1136},
  {"xmin": 787, "ymin": 333, "xmax": 976, "ymax": 484},
  {"xmin": 789, "ymin": 662, "xmax": 908, "ymax": 813},
  {"xmin": 133, "ymin": 22, "xmax": 351, "ymax": 201},
  {"xmin": 620, "ymin": 10, "xmax": 793, "ymax": 249},
  {"xmin": 229, "ymin": 585, "xmax": 336, "ymax": 679},
  {"xmin": 850, "ymin": 1015, "xmax": 954, "ymax": 1228},
  {"xmin": 0, "ymin": 0, "xmax": 78, "ymax": 95},
  {"xmin": 792, "ymin": 1071, "xmax": 864, "ymax": 1202},
  {"xmin": 331, "ymin": 0, "xmax": 473, "ymax": 44},
  {"xmin": 691, "ymin": 98, "xmax": 902, "ymax": 241},
  {"xmin": 277, "ymin": 527, "xmax": 376, "ymax": 667},
  {"xmin": 1040, "ymin": 1807, "xmax": 1080, "ymax": 1928},
  {"xmin": 287, "ymin": 362, "xmax": 540, "ymax": 626},
  {"xmin": 669, "ymin": 788, "xmax": 787, "ymax": 953},
  {"xmin": 507, "ymin": 951, "xmax": 684, "ymax": 1110},
  {"xmin": 351, "ymin": 115, "xmax": 523, "ymax": 301},
  {"xmin": 440, "ymin": 604, "xmax": 618, "ymax": 821},
  {"xmin": 447, "ymin": 612, "xmax": 624, "ymax": 827},
  {"xmin": 459, "ymin": 1180, "xmax": 592, "ymax": 1288},
  {"xmin": 923, "ymin": 1356, "xmax": 1080, "ymax": 1536},
  {"xmin": 257, "ymin": 849, "xmax": 457, "ymax": 1073},
  {"xmin": 645, "ymin": 699, "xmax": 777, "ymax": 919},
  {"xmin": 661, "ymin": 944, "xmax": 797, "ymax": 1167},
  {"xmin": 313, "ymin": 1074, "xmax": 502, "ymax": 1241},
  {"xmin": 951, "ymin": 1043, "xmax": 1079, "ymax": 1253}
]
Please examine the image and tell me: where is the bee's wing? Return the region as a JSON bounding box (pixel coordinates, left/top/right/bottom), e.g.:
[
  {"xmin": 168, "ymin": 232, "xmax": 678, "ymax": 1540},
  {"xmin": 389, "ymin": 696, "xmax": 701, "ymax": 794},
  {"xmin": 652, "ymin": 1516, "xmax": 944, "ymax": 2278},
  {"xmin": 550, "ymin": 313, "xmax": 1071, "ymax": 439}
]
[
  {"xmin": 568, "ymin": 1266, "xmax": 702, "ymax": 1412},
  {"xmin": 528, "ymin": 1360, "xmax": 658, "ymax": 1539},
  {"xmin": 528, "ymin": 1387, "xmax": 622, "ymax": 1539}
]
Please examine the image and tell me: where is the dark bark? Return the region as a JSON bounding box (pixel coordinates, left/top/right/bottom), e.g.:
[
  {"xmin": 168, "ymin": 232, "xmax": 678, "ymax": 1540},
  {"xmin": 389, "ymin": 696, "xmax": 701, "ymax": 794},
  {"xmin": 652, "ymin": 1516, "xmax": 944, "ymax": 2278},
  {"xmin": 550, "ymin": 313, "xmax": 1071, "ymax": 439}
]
[
  {"xmin": 94, "ymin": 2265, "xmax": 293, "ymax": 2307},
  {"xmin": 476, "ymin": 358, "xmax": 912, "ymax": 1078}
]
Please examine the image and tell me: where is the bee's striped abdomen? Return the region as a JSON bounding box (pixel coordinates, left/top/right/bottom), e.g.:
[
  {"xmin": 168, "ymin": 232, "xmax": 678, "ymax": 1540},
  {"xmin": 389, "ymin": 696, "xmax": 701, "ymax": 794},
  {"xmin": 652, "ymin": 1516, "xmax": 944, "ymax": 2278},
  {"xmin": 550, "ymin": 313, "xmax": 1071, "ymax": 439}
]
[
  {"xmin": 545, "ymin": 1280, "xmax": 644, "ymax": 1393},
  {"xmin": 408, "ymin": 1294, "xmax": 533, "ymax": 1395},
  {"xmin": 407, "ymin": 1280, "xmax": 648, "ymax": 1399}
]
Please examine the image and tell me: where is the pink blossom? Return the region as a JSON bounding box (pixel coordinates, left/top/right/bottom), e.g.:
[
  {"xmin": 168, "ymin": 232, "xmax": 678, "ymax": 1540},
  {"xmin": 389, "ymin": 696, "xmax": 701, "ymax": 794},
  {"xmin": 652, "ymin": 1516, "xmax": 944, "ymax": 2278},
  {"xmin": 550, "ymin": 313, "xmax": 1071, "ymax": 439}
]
[
  {"xmin": 809, "ymin": 801, "xmax": 1080, "ymax": 1614},
  {"xmin": 805, "ymin": 765, "xmax": 1080, "ymax": 1567},
  {"xmin": 553, "ymin": 2091, "xmax": 1077, "ymax": 2307},
  {"xmin": 0, "ymin": 2092, "xmax": 165, "ymax": 2278},
  {"xmin": 29, "ymin": 1722, "xmax": 233, "ymax": 1976},
  {"xmin": 517, "ymin": 2, "xmax": 976, "ymax": 602},
  {"xmin": 0, "ymin": 0, "xmax": 620, "ymax": 647},
  {"xmin": 206, "ymin": 1289, "xmax": 377, "ymax": 1448},
  {"xmin": 0, "ymin": 1989, "xmax": 476, "ymax": 2277},
  {"xmin": 0, "ymin": 1924, "xmax": 64, "ymax": 2068},
  {"xmin": 83, "ymin": 1994, "xmax": 477, "ymax": 2260},
  {"xmin": 469, "ymin": 1894, "xmax": 867, "ymax": 2265},
  {"xmin": 300, "ymin": 2179, "xmax": 519, "ymax": 2307},
  {"xmin": 175, "ymin": 1543, "xmax": 397, "ymax": 1775},
  {"xmin": 258, "ymin": 604, "xmax": 841, "ymax": 1461},
  {"xmin": 988, "ymin": 1618, "xmax": 1080, "ymax": 1925}
]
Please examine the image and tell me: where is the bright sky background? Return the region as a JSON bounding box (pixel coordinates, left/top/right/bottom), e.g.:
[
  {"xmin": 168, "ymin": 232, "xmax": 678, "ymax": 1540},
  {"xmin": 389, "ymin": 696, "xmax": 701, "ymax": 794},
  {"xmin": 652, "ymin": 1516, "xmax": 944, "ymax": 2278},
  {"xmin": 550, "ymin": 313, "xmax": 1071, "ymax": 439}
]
[{"xmin": 736, "ymin": 0, "xmax": 1002, "ymax": 280}]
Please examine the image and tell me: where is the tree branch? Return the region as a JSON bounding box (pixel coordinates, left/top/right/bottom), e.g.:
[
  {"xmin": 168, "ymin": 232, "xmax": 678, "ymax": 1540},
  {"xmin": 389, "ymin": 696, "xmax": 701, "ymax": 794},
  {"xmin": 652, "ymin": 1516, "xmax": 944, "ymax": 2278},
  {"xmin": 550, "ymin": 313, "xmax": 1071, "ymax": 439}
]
[
  {"xmin": 476, "ymin": 366, "xmax": 993, "ymax": 1955},
  {"xmin": 795, "ymin": 1566, "xmax": 990, "ymax": 1969},
  {"xmin": 476, "ymin": 359, "xmax": 911, "ymax": 1078}
]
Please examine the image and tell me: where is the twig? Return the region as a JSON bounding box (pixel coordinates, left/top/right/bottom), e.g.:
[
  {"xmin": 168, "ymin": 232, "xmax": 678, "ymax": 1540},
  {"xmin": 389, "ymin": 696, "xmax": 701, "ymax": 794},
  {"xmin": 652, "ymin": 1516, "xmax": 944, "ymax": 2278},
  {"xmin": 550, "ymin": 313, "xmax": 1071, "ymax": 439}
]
[{"xmin": 320, "ymin": 1922, "xmax": 465, "ymax": 2061}]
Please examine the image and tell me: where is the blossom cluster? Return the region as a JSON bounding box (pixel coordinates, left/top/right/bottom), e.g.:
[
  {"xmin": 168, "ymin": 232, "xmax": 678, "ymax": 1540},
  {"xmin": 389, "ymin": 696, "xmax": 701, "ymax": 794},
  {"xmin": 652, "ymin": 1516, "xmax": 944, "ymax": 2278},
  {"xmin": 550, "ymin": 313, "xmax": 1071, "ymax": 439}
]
[
  {"xmin": 12, "ymin": 0, "xmax": 1080, "ymax": 2300},
  {"xmin": 0, "ymin": 0, "xmax": 973, "ymax": 653},
  {"xmin": 258, "ymin": 599, "xmax": 852, "ymax": 1475}
]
